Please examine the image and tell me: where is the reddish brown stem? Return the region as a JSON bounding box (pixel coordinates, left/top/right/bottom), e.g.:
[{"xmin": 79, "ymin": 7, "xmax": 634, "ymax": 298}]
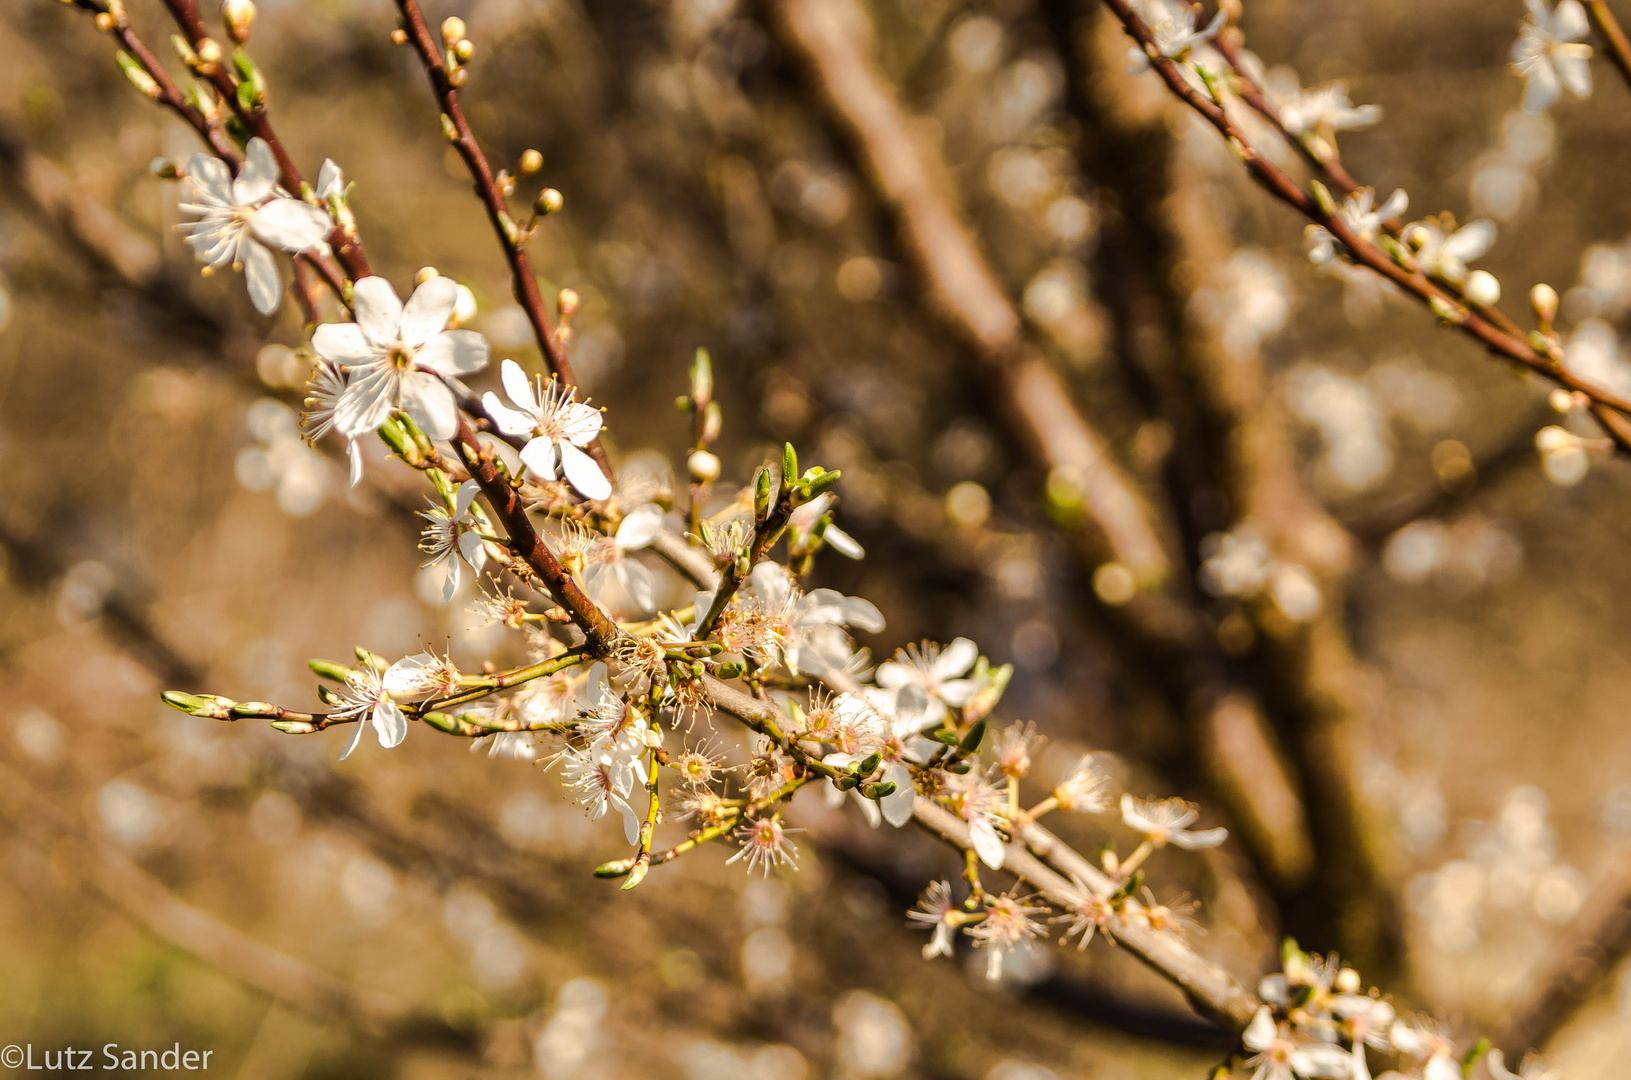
[
  {"xmin": 450, "ymin": 416, "xmax": 619, "ymax": 653},
  {"xmin": 157, "ymin": 0, "xmax": 373, "ymax": 281}
]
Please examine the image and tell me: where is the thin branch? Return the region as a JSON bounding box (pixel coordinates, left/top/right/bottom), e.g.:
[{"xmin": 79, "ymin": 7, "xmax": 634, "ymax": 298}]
[
  {"xmin": 1586, "ymin": 0, "xmax": 1631, "ymax": 99},
  {"xmin": 63, "ymin": 0, "xmax": 353, "ymax": 310},
  {"xmin": 390, "ymin": 0, "xmax": 603, "ymax": 474},
  {"xmin": 156, "ymin": 0, "xmax": 372, "ymax": 280},
  {"xmin": 1100, "ymin": 0, "xmax": 1631, "ymax": 452},
  {"xmin": 450, "ymin": 415, "xmax": 620, "ymax": 652}
]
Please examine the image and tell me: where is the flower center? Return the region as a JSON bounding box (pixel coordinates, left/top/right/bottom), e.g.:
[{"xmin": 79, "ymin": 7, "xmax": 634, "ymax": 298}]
[{"xmin": 389, "ymin": 344, "xmax": 415, "ymax": 371}]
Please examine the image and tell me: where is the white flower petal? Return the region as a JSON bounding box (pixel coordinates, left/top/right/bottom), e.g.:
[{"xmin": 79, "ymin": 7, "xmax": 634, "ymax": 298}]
[
  {"xmin": 335, "ymin": 369, "xmax": 397, "ymax": 438},
  {"xmin": 1554, "ymin": 0, "xmax": 1590, "ymax": 40},
  {"xmin": 454, "ymin": 478, "xmax": 482, "ymax": 517},
  {"xmin": 615, "ymin": 505, "xmax": 664, "ymax": 550},
  {"xmin": 499, "ymin": 358, "xmax": 537, "ymax": 414},
  {"xmin": 1243, "ymin": 1007, "xmax": 1277, "ymax": 1053},
  {"xmin": 970, "ymin": 818, "xmax": 1006, "ymax": 869},
  {"xmin": 1556, "ymin": 50, "xmax": 1593, "ymax": 99},
  {"xmin": 618, "ymin": 800, "xmax": 642, "ymax": 845},
  {"xmin": 338, "ymin": 719, "xmax": 368, "ymax": 761},
  {"xmin": 400, "ymin": 371, "xmax": 457, "ymax": 442},
  {"xmin": 316, "ymin": 158, "xmax": 343, "ymax": 200},
  {"xmin": 351, "ymin": 276, "xmax": 404, "ymax": 347},
  {"xmin": 558, "ymin": 402, "xmax": 604, "ymax": 446},
  {"xmin": 346, "ymin": 440, "xmax": 364, "ymax": 487},
  {"xmin": 233, "ymin": 138, "xmax": 279, "ymax": 205},
  {"xmin": 187, "ymin": 153, "xmax": 233, "ymax": 205},
  {"xmin": 413, "ymin": 329, "xmax": 490, "ymax": 375},
  {"xmin": 620, "ymin": 562, "xmax": 655, "ymax": 612},
  {"xmin": 560, "ymin": 441, "xmax": 612, "ymax": 500},
  {"xmin": 241, "ymin": 239, "xmax": 282, "ymax": 315},
  {"xmin": 458, "ymin": 528, "xmax": 488, "ymax": 575},
  {"xmin": 824, "ymin": 525, "xmax": 866, "ymax": 559},
  {"xmin": 1443, "ymin": 220, "xmax": 1496, "ymax": 262},
  {"xmin": 481, "ymin": 391, "xmax": 536, "ymax": 436},
  {"xmin": 519, "ymin": 436, "xmax": 561, "ymax": 481},
  {"xmin": 1169, "ymin": 826, "xmax": 1229, "ymax": 850},
  {"xmin": 311, "ymin": 322, "xmax": 378, "ymax": 366},
  {"xmin": 372, "ymin": 701, "xmax": 408, "ymax": 748},
  {"xmin": 874, "ymin": 662, "xmax": 910, "ymax": 690},
  {"xmin": 881, "ymin": 763, "xmax": 914, "ymax": 827},
  {"xmin": 442, "ymin": 559, "xmax": 460, "ymax": 602},
  {"xmin": 249, "ymin": 197, "xmax": 332, "ymax": 252},
  {"xmin": 401, "ymin": 276, "xmax": 460, "ymax": 348},
  {"xmin": 933, "ymin": 638, "xmax": 979, "ymax": 681}
]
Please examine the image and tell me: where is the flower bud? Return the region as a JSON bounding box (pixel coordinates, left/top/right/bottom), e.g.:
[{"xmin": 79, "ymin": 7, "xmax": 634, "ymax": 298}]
[
  {"xmin": 535, "ymin": 187, "xmax": 564, "ymax": 215},
  {"xmin": 149, "ymin": 156, "xmax": 179, "ymax": 179},
  {"xmin": 1535, "ymin": 425, "xmax": 1574, "ymax": 454},
  {"xmin": 116, "ymin": 52, "xmax": 162, "ymax": 98},
  {"xmin": 452, "ymin": 283, "xmax": 478, "ymax": 328},
  {"xmin": 557, "ymin": 287, "xmax": 580, "ymax": 319},
  {"xmin": 415, "ymin": 265, "xmax": 440, "ymax": 286},
  {"xmin": 1464, "ymin": 269, "xmax": 1500, "ymax": 307},
  {"xmin": 196, "ymin": 37, "xmax": 222, "ymax": 65},
  {"xmin": 687, "ymin": 450, "xmax": 721, "ymax": 484},
  {"xmin": 519, "ymin": 148, "xmax": 543, "ymax": 175},
  {"xmin": 1402, "ymin": 223, "xmax": 1430, "ymax": 252},
  {"xmin": 440, "ymin": 16, "xmax": 465, "ymax": 47},
  {"xmin": 454, "ymin": 38, "xmax": 474, "ymax": 62},
  {"xmin": 1335, "ymin": 968, "xmax": 1361, "ymax": 994},
  {"xmin": 1531, "ymin": 282, "xmax": 1559, "ymax": 326},
  {"xmin": 390, "ymin": 28, "xmax": 409, "ymax": 45},
  {"xmin": 701, "ymin": 401, "xmax": 722, "ymax": 443},
  {"xmin": 221, "ymin": 0, "xmax": 255, "ymax": 43}
]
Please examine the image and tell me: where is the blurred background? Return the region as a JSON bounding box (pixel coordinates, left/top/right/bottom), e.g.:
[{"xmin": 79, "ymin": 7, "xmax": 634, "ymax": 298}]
[{"xmin": 4, "ymin": 0, "xmax": 1631, "ymax": 1076}]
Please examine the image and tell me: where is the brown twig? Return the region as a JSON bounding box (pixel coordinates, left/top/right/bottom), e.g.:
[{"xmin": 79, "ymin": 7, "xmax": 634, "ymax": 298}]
[
  {"xmin": 1586, "ymin": 1, "xmax": 1631, "ymax": 99},
  {"xmin": 63, "ymin": 0, "xmax": 354, "ymax": 310},
  {"xmin": 390, "ymin": 0, "xmax": 601, "ymax": 464},
  {"xmin": 450, "ymin": 416, "xmax": 620, "ymax": 653},
  {"xmin": 156, "ymin": 0, "xmax": 372, "ymax": 280},
  {"xmin": 1101, "ymin": 0, "xmax": 1631, "ymax": 452}
]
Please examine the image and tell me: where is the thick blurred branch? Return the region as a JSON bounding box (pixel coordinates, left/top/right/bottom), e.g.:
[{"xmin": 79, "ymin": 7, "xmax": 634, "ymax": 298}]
[
  {"xmin": 766, "ymin": 0, "xmax": 1172, "ymax": 589},
  {"xmin": 0, "ymin": 761, "xmax": 470, "ymax": 1048},
  {"xmin": 1499, "ymin": 861, "xmax": 1631, "ymax": 1054}
]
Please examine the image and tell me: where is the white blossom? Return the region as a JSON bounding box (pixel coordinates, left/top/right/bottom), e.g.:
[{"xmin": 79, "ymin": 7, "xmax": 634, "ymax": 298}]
[
  {"xmin": 906, "ymin": 880, "xmax": 959, "ymax": 959},
  {"xmin": 332, "ymin": 656, "xmax": 440, "ymax": 760},
  {"xmin": 301, "ymin": 360, "xmax": 365, "ymax": 486},
  {"xmin": 875, "ymin": 638, "xmax": 980, "ymax": 727},
  {"xmin": 1120, "ymin": 793, "xmax": 1228, "ymax": 849},
  {"xmin": 1129, "ymin": 0, "xmax": 1224, "ymax": 65},
  {"xmin": 313, "ymin": 274, "xmax": 489, "ymax": 442},
  {"xmin": 1408, "ymin": 218, "xmax": 1497, "ymax": 285},
  {"xmin": 483, "ymin": 358, "xmax": 610, "ymax": 500},
  {"xmin": 1512, "ymin": 0, "xmax": 1593, "ymax": 113},
  {"xmin": 418, "ymin": 480, "xmax": 488, "ymax": 602},
  {"xmin": 561, "ymin": 742, "xmax": 642, "ymax": 844},
  {"xmin": 177, "ymin": 138, "xmax": 333, "ymax": 315},
  {"xmin": 1241, "ymin": 1007, "xmax": 1354, "ymax": 1080},
  {"xmin": 583, "ymin": 504, "xmax": 663, "ymax": 611},
  {"xmin": 1275, "ymin": 80, "xmax": 1382, "ymax": 136},
  {"xmin": 789, "ymin": 492, "xmax": 865, "ymax": 559}
]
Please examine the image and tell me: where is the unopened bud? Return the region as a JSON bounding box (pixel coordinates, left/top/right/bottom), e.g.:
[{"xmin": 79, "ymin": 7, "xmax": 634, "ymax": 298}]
[
  {"xmin": 557, "ymin": 287, "xmax": 580, "ymax": 319},
  {"xmin": 452, "ymin": 283, "xmax": 478, "ymax": 328},
  {"xmin": 196, "ymin": 37, "xmax": 222, "ymax": 65},
  {"xmin": 440, "ymin": 16, "xmax": 465, "ymax": 47},
  {"xmin": 415, "ymin": 265, "xmax": 439, "ymax": 286},
  {"xmin": 687, "ymin": 450, "xmax": 721, "ymax": 484},
  {"xmin": 1335, "ymin": 968, "xmax": 1361, "ymax": 994},
  {"xmin": 448, "ymin": 66, "xmax": 468, "ymax": 87},
  {"xmin": 221, "ymin": 0, "xmax": 255, "ymax": 43},
  {"xmin": 1464, "ymin": 269, "xmax": 1500, "ymax": 307},
  {"xmin": 454, "ymin": 38, "xmax": 474, "ymax": 62},
  {"xmin": 116, "ymin": 52, "xmax": 162, "ymax": 98},
  {"xmin": 535, "ymin": 187, "xmax": 564, "ymax": 215},
  {"xmin": 690, "ymin": 347, "xmax": 714, "ymax": 403},
  {"xmin": 1535, "ymin": 425, "xmax": 1575, "ymax": 453},
  {"xmin": 861, "ymin": 781, "xmax": 897, "ymax": 800},
  {"xmin": 1531, "ymin": 282, "xmax": 1559, "ymax": 326},
  {"xmin": 519, "ymin": 148, "xmax": 543, "ymax": 175},
  {"xmin": 390, "ymin": 27, "xmax": 409, "ymax": 45},
  {"xmin": 1402, "ymin": 223, "xmax": 1430, "ymax": 252},
  {"xmin": 94, "ymin": 11, "xmax": 115, "ymax": 31},
  {"xmin": 701, "ymin": 401, "xmax": 722, "ymax": 443},
  {"xmin": 149, "ymin": 156, "xmax": 179, "ymax": 179}
]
